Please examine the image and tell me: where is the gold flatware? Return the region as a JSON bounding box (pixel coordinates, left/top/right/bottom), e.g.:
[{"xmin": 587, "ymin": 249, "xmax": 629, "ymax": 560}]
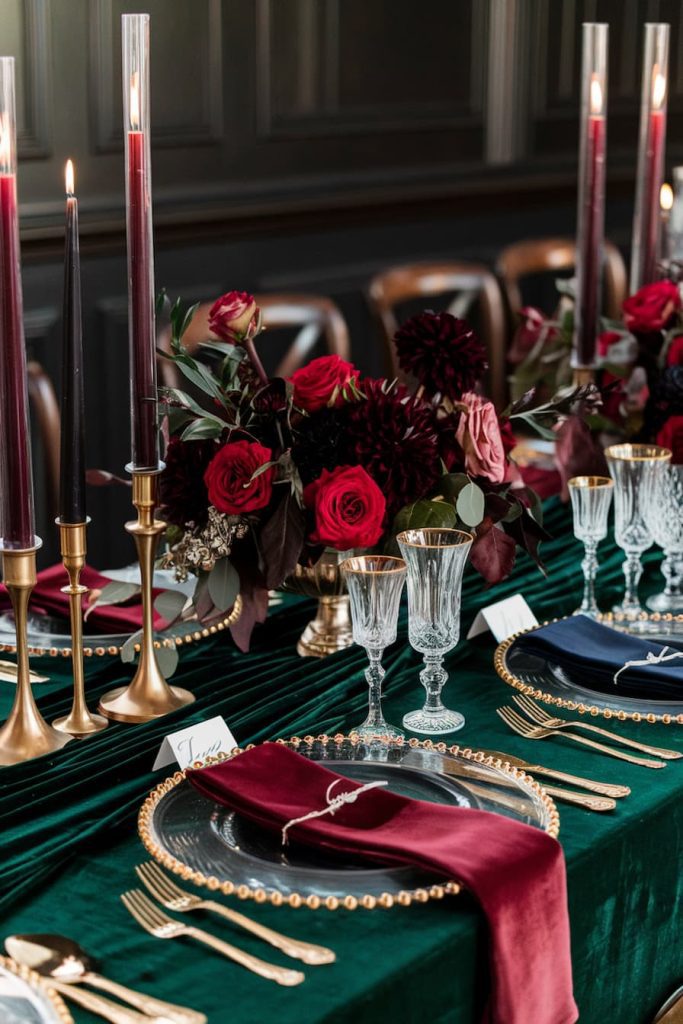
[
  {"xmin": 496, "ymin": 706, "xmax": 666, "ymax": 768},
  {"xmin": 135, "ymin": 862, "xmax": 335, "ymax": 966},
  {"xmin": 121, "ymin": 890, "xmax": 305, "ymax": 987},
  {"xmin": 36, "ymin": 977, "xmax": 170, "ymax": 1024},
  {"xmin": 5, "ymin": 933, "xmax": 206, "ymax": 1024},
  {"xmin": 0, "ymin": 660, "xmax": 48, "ymax": 683},
  {"xmin": 512, "ymin": 694, "xmax": 683, "ymax": 760},
  {"xmin": 478, "ymin": 749, "xmax": 631, "ymax": 798},
  {"xmin": 538, "ymin": 784, "xmax": 615, "ymax": 812}
]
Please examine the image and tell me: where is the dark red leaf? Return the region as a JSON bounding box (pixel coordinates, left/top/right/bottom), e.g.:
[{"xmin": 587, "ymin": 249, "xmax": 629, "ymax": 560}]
[
  {"xmin": 258, "ymin": 490, "xmax": 306, "ymax": 590},
  {"xmin": 470, "ymin": 522, "xmax": 517, "ymax": 583},
  {"xmin": 554, "ymin": 415, "xmax": 608, "ymax": 499}
]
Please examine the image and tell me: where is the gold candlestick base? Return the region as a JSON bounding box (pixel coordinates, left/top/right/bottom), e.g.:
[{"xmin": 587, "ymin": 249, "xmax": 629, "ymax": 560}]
[
  {"xmin": 0, "ymin": 542, "xmax": 72, "ymax": 765},
  {"xmin": 98, "ymin": 469, "xmax": 194, "ymax": 723},
  {"xmin": 52, "ymin": 520, "xmax": 107, "ymax": 737},
  {"xmin": 572, "ymin": 366, "xmax": 596, "ymax": 386}
]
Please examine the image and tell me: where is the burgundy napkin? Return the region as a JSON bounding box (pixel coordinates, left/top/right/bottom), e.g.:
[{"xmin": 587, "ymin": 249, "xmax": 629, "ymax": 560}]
[
  {"xmin": 189, "ymin": 744, "xmax": 577, "ymax": 1024},
  {"xmin": 0, "ymin": 563, "xmax": 167, "ymax": 634}
]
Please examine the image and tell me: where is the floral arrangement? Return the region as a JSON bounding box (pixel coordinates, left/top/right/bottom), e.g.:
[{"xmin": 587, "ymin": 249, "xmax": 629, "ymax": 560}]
[
  {"xmin": 157, "ymin": 290, "xmax": 572, "ymax": 649},
  {"xmin": 509, "ymin": 278, "xmax": 683, "ymax": 466}
]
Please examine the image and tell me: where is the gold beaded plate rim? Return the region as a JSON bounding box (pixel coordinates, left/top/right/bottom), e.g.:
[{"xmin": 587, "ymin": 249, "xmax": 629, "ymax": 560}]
[
  {"xmin": 138, "ymin": 733, "xmax": 559, "ymax": 912},
  {"xmin": 495, "ymin": 614, "xmax": 683, "ymax": 726},
  {"xmin": 0, "ymin": 955, "xmax": 73, "ymax": 1024},
  {"xmin": 0, "ymin": 596, "xmax": 242, "ymax": 660}
]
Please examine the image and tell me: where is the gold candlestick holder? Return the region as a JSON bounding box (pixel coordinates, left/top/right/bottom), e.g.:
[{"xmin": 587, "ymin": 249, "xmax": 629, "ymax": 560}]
[
  {"xmin": 52, "ymin": 519, "xmax": 107, "ymax": 737},
  {"xmin": 0, "ymin": 541, "xmax": 72, "ymax": 765},
  {"xmin": 98, "ymin": 468, "xmax": 194, "ymax": 723},
  {"xmin": 572, "ymin": 366, "xmax": 596, "ymax": 387}
]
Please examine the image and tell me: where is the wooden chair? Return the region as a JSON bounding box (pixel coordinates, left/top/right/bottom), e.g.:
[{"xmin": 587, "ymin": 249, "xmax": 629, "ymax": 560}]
[
  {"xmin": 27, "ymin": 361, "xmax": 61, "ymax": 517},
  {"xmin": 366, "ymin": 262, "xmax": 508, "ymax": 410},
  {"xmin": 496, "ymin": 238, "xmax": 628, "ymax": 323},
  {"xmin": 157, "ymin": 293, "xmax": 351, "ymax": 388}
]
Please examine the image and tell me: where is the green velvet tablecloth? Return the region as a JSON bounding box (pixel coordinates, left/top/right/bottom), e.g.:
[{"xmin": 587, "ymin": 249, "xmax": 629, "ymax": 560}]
[{"xmin": 0, "ymin": 499, "xmax": 681, "ymax": 1024}]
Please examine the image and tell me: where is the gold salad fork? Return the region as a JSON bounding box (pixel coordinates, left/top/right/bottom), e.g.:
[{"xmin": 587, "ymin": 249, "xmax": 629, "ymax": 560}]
[
  {"xmin": 135, "ymin": 862, "xmax": 335, "ymax": 965},
  {"xmin": 513, "ymin": 693, "xmax": 683, "ymax": 760},
  {"xmin": 496, "ymin": 706, "xmax": 666, "ymax": 768},
  {"xmin": 121, "ymin": 890, "xmax": 305, "ymax": 987}
]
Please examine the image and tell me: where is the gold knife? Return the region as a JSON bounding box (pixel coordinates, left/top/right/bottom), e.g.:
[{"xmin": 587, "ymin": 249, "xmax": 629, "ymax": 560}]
[
  {"xmin": 478, "ymin": 749, "xmax": 631, "ymax": 798},
  {"xmin": 0, "ymin": 660, "xmax": 48, "ymax": 683}
]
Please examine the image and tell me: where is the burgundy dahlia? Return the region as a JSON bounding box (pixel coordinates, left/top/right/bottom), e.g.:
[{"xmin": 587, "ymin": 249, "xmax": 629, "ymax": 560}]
[
  {"xmin": 342, "ymin": 379, "xmax": 443, "ymax": 522},
  {"xmin": 292, "ymin": 407, "xmax": 351, "ymax": 485},
  {"xmin": 159, "ymin": 437, "xmax": 216, "ymax": 528},
  {"xmin": 393, "ymin": 311, "xmax": 488, "ymax": 401}
]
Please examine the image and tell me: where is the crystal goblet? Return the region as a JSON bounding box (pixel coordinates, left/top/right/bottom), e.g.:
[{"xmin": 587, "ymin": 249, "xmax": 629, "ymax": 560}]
[
  {"xmin": 340, "ymin": 555, "xmax": 407, "ymax": 740},
  {"xmin": 644, "ymin": 462, "xmax": 683, "ymax": 612},
  {"xmin": 567, "ymin": 475, "xmax": 614, "ymax": 618},
  {"xmin": 605, "ymin": 444, "xmax": 672, "ymax": 617},
  {"xmin": 397, "ymin": 528, "xmax": 473, "ymax": 735}
]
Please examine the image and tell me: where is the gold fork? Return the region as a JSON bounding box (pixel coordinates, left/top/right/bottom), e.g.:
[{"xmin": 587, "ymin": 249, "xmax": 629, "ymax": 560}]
[
  {"xmin": 513, "ymin": 693, "xmax": 683, "ymax": 760},
  {"xmin": 135, "ymin": 862, "xmax": 335, "ymax": 965},
  {"xmin": 496, "ymin": 706, "xmax": 666, "ymax": 768},
  {"xmin": 121, "ymin": 890, "xmax": 305, "ymax": 987}
]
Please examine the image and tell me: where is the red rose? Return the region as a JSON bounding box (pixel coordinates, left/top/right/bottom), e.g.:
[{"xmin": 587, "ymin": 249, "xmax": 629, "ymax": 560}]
[
  {"xmin": 597, "ymin": 330, "xmax": 622, "ymax": 357},
  {"xmin": 303, "ymin": 465, "xmax": 386, "ymax": 549},
  {"xmin": 656, "ymin": 415, "xmax": 683, "ymax": 464},
  {"xmin": 204, "ymin": 440, "xmax": 275, "ymax": 514},
  {"xmin": 622, "ymin": 281, "xmax": 681, "ymax": 334},
  {"xmin": 209, "ymin": 291, "xmax": 259, "ymax": 343},
  {"xmin": 290, "ymin": 355, "xmax": 360, "ymax": 413},
  {"xmin": 666, "ymin": 335, "xmax": 683, "ymax": 366}
]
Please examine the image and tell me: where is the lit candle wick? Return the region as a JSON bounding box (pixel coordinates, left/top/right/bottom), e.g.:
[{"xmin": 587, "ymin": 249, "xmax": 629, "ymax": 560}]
[
  {"xmin": 0, "ymin": 112, "xmax": 11, "ymax": 173},
  {"xmin": 660, "ymin": 182, "xmax": 673, "ymax": 213},
  {"xmin": 652, "ymin": 70, "xmax": 666, "ymax": 110},
  {"xmin": 65, "ymin": 158, "xmax": 75, "ymax": 197},
  {"xmin": 590, "ymin": 75, "xmax": 603, "ymax": 115},
  {"xmin": 130, "ymin": 72, "xmax": 140, "ymax": 131}
]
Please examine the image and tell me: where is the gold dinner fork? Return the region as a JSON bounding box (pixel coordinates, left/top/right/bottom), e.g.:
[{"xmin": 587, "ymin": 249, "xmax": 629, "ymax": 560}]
[
  {"xmin": 513, "ymin": 693, "xmax": 683, "ymax": 760},
  {"xmin": 121, "ymin": 890, "xmax": 305, "ymax": 987},
  {"xmin": 496, "ymin": 706, "xmax": 666, "ymax": 768},
  {"xmin": 135, "ymin": 862, "xmax": 335, "ymax": 965}
]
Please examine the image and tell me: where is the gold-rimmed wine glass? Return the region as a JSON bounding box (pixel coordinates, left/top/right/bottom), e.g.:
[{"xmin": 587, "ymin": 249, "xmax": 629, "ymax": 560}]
[{"xmin": 568, "ymin": 475, "xmax": 614, "ymax": 617}]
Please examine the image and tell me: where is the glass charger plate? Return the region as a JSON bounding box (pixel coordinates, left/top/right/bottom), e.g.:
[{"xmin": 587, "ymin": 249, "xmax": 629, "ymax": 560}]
[
  {"xmin": 138, "ymin": 735, "xmax": 558, "ymax": 911},
  {"xmin": 495, "ymin": 617, "xmax": 683, "ymax": 725},
  {"xmin": 0, "ymin": 957, "xmax": 72, "ymax": 1024},
  {"xmin": 0, "ymin": 599, "xmax": 242, "ymax": 660}
]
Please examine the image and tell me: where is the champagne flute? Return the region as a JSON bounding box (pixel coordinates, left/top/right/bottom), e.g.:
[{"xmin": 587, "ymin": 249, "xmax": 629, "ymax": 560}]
[
  {"xmin": 340, "ymin": 555, "xmax": 406, "ymax": 740},
  {"xmin": 643, "ymin": 462, "xmax": 683, "ymax": 612},
  {"xmin": 567, "ymin": 475, "xmax": 613, "ymax": 617},
  {"xmin": 397, "ymin": 528, "xmax": 473, "ymax": 735}
]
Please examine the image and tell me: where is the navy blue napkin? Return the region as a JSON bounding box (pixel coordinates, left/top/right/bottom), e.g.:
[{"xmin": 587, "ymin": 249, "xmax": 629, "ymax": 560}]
[{"xmin": 515, "ymin": 615, "xmax": 683, "ymax": 700}]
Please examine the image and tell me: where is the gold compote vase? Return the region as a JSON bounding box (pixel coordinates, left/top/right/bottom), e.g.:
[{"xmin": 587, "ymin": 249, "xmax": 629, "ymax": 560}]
[{"xmin": 281, "ymin": 549, "xmax": 357, "ymax": 657}]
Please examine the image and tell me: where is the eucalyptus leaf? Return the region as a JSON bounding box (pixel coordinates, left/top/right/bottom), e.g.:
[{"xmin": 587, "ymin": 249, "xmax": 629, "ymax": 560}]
[
  {"xmin": 456, "ymin": 482, "xmax": 485, "ymax": 527},
  {"xmin": 154, "ymin": 589, "xmax": 188, "ymax": 624},
  {"xmin": 156, "ymin": 643, "xmax": 180, "ymax": 678},
  {"xmin": 393, "ymin": 499, "xmax": 457, "ymax": 534},
  {"xmin": 84, "ymin": 581, "xmax": 140, "ymax": 621},
  {"xmin": 208, "ymin": 557, "xmax": 240, "ymax": 612},
  {"xmin": 120, "ymin": 628, "xmax": 143, "ymax": 664},
  {"xmin": 434, "ymin": 472, "xmax": 470, "ymax": 502}
]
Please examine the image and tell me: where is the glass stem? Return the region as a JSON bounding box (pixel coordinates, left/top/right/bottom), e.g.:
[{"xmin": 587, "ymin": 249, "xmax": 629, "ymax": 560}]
[
  {"xmin": 622, "ymin": 550, "xmax": 643, "ymax": 611},
  {"xmin": 419, "ymin": 654, "xmax": 447, "ymax": 712},
  {"xmin": 364, "ymin": 649, "xmax": 386, "ymax": 728},
  {"xmin": 580, "ymin": 539, "xmax": 599, "ymax": 614},
  {"xmin": 661, "ymin": 552, "xmax": 683, "ymax": 598}
]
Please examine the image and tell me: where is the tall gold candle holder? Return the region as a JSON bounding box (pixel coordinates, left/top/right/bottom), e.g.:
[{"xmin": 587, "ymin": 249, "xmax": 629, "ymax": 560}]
[
  {"xmin": 572, "ymin": 366, "xmax": 596, "ymax": 387},
  {"xmin": 52, "ymin": 520, "xmax": 107, "ymax": 737},
  {"xmin": 0, "ymin": 542, "xmax": 72, "ymax": 765},
  {"xmin": 98, "ymin": 468, "xmax": 194, "ymax": 723}
]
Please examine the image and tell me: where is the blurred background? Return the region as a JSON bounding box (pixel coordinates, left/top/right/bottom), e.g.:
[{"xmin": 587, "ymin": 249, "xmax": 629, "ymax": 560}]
[{"xmin": 2, "ymin": 0, "xmax": 683, "ymax": 566}]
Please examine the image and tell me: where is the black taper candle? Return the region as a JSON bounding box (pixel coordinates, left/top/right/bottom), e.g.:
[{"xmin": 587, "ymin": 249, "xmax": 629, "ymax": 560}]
[{"xmin": 59, "ymin": 160, "xmax": 86, "ymax": 524}]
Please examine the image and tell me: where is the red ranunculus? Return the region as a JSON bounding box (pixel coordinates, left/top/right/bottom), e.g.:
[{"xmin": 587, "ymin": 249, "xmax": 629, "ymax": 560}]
[
  {"xmin": 656, "ymin": 415, "xmax": 683, "ymax": 464},
  {"xmin": 666, "ymin": 335, "xmax": 683, "ymax": 366},
  {"xmin": 303, "ymin": 465, "xmax": 385, "ymax": 550},
  {"xmin": 204, "ymin": 440, "xmax": 275, "ymax": 514},
  {"xmin": 209, "ymin": 290, "xmax": 259, "ymax": 343},
  {"xmin": 290, "ymin": 355, "xmax": 360, "ymax": 413},
  {"xmin": 622, "ymin": 281, "xmax": 681, "ymax": 334}
]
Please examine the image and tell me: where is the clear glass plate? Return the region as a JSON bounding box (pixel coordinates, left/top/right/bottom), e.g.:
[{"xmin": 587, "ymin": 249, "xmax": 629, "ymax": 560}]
[
  {"xmin": 0, "ymin": 959, "xmax": 71, "ymax": 1024},
  {"xmin": 139, "ymin": 736, "xmax": 557, "ymax": 909}
]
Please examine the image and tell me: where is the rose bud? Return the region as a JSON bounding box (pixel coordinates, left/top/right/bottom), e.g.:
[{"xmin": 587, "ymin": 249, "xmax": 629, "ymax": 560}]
[{"xmin": 209, "ymin": 290, "xmax": 260, "ymax": 344}]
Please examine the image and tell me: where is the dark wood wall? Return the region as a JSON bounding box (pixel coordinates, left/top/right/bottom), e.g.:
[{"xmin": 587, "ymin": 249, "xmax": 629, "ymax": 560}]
[{"xmin": 2, "ymin": 0, "xmax": 682, "ymax": 566}]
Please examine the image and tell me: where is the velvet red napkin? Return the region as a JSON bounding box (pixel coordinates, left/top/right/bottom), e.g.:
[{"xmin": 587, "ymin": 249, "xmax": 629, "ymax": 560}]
[
  {"xmin": 189, "ymin": 743, "xmax": 577, "ymax": 1024},
  {"xmin": 0, "ymin": 563, "xmax": 167, "ymax": 634}
]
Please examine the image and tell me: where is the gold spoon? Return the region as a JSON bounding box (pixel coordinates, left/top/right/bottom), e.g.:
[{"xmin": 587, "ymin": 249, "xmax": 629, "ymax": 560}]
[{"xmin": 5, "ymin": 933, "xmax": 206, "ymax": 1024}]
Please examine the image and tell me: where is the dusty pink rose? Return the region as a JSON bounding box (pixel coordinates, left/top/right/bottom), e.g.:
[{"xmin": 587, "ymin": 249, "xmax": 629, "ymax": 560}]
[
  {"xmin": 455, "ymin": 392, "xmax": 507, "ymax": 483},
  {"xmin": 209, "ymin": 290, "xmax": 259, "ymax": 343}
]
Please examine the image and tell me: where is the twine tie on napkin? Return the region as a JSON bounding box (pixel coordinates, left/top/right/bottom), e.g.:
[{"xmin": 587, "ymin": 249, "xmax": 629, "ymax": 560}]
[
  {"xmin": 282, "ymin": 778, "xmax": 388, "ymax": 845},
  {"xmin": 613, "ymin": 646, "xmax": 683, "ymax": 685}
]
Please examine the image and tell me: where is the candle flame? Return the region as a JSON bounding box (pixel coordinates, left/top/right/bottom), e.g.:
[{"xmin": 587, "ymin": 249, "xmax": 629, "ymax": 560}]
[
  {"xmin": 661, "ymin": 182, "xmax": 674, "ymax": 212},
  {"xmin": 652, "ymin": 70, "xmax": 666, "ymax": 110},
  {"xmin": 0, "ymin": 112, "xmax": 11, "ymax": 172},
  {"xmin": 590, "ymin": 75, "xmax": 603, "ymax": 115},
  {"xmin": 130, "ymin": 71, "xmax": 140, "ymax": 130},
  {"xmin": 65, "ymin": 158, "xmax": 74, "ymax": 196}
]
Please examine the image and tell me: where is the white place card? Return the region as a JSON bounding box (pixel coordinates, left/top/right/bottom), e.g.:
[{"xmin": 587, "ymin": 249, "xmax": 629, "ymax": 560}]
[
  {"xmin": 152, "ymin": 716, "xmax": 237, "ymax": 772},
  {"xmin": 467, "ymin": 593, "xmax": 538, "ymax": 644}
]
